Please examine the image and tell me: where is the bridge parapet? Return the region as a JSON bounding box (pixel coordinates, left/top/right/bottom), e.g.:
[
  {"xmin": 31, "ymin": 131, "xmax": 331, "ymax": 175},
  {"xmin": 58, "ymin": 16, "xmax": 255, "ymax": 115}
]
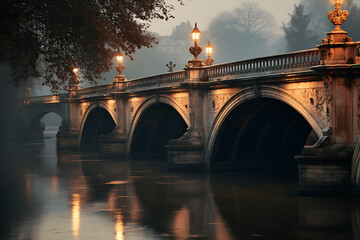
[
  {"xmin": 76, "ymin": 83, "xmax": 114, "ymax": 97},
  {"xmin": 26, "ymin": 93, "xmax": 68, "ymax": 104},
  {"xmin": 206, "ymin": 49, "xmax": 321, "ymax": 80},
  {"xmin": 124, "ymin": 70, "xmax": 185, "ymax": 91}
]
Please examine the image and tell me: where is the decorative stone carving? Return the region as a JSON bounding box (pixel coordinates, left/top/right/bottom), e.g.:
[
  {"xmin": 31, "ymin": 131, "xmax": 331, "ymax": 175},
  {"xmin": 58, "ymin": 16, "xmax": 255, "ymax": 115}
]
[
  {"xmin": 129, "ymin": 101, "xmax": 142, "ymax": 119},
  {"xmin": 328, "ymin": 7, "xmax": 349, "ymax": 27},
  {"xmin": 176, "ymin": 97, "xmax": 190, "ymax": 116},
  {"xmin": 323, "ymin": 76, "xmax": 333, "ymax": 125},
  {"xmin": 211, "ymin": 94, "xmax": 231, "ymax": 114},
  {"xmin": 356, "ymin": 79, "xmax": 360, "ymax": 135},
  {"xmin": 289, "ymin": 87, "xmax": 328, "ymax": 127},
  {"xmin": 252, "ymin": 81, "xmax": 261, "ymax": 97}
]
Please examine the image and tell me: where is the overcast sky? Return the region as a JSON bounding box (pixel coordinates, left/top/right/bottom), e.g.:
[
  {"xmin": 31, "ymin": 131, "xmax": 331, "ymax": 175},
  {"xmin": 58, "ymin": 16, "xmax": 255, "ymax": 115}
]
[{"xmin": 148, "ymin": 0, "xmax": 360, "ymax": 36}]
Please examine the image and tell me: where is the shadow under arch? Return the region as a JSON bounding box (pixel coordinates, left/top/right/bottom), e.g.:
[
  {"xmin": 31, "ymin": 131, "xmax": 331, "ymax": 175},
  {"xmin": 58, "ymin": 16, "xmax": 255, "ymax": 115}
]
[
  {"xmin": 206, "ymin": 86, "xmax": 324, "ymax": 170},
  {"xmin": 79, "ymin": 104, "xmax": 116, "ymax": 146},
  {"xmin": 128, "ymin": 96, "xmax": 189, "ymax": 159}
]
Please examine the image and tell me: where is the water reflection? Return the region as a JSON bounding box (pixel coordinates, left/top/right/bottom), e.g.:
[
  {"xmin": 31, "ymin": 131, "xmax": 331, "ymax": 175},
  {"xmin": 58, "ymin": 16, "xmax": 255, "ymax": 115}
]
[
  {"xmin": 71, "ymin": 193, "xmax": 81, "ymax": 240},
  {"xmin": 114, "ymin": 210, "xmax": 124, "ymax": 240},
  {"xmin": 1, "ymin": 134, "xmax": 360, "ymax": 239}
]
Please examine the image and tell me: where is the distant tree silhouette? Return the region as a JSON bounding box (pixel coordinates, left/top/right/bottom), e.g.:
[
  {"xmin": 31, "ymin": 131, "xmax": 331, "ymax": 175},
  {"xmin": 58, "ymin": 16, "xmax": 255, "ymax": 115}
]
[
  {"xmin": 207, "ymin": 2, "xmax": 277, "ymax": 62},
  {"xmin": 282, "ymin": 3, "xmax": 319, "ymax": 52},
  {"xmin": 170, "ymin": 20, "xmax": 193, "ymax": 41}
]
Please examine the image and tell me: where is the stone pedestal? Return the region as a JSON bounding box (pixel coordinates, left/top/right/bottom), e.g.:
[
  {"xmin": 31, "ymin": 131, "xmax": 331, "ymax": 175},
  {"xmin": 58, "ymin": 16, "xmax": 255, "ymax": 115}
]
[
  {"xmin": 166, "ymin": 131, "xmax": 205, "ymax": 171},
  {"xmin": 56, "ymin": 129, "xmax": 79, "ymax": 150},
  {"xmin": 98, "ymin": 128, "xmax": 127, "ymax": 158},
  {"xmin": 297, "ymin": 156, "xmax": 351, "ymax": 194}
]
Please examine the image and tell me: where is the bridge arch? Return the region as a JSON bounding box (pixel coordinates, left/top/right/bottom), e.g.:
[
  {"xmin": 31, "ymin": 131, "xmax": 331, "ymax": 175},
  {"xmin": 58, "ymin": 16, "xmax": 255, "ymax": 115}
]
[
  {"xmin": 205, "ymin": 86, "xmax": 325, "ymax": 167},
  {"xmin": 29, "ymin": 107, "xmax": 67, "ymax": 137},
  {"xmin": 128, "ymin": 95, "xmax": 189, "ymax": 158},
  {"xmin": 79, "ymin": 102, "xmax": 117, "ymax": 145}
]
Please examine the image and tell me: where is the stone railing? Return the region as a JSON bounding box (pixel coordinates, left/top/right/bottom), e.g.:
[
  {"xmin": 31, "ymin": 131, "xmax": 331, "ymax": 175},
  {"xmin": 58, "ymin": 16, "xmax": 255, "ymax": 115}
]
[
  {"xmin": 27, "ymin": 49, "xmax": 324, "ymax": 102},
  {"xmin": 76, "ymin": 83, "xmax": 114, "ymax": 96},
  {"xmin": 27, "ymin": 93, "xmax": 68, "ymax": 104},
  {"xmin": 205, "ymin": 49, "xmax": 321, "ymax": 80},
  {"xmin": 124, "ymin": 70, "xmax": 185, "ymax": 91}
]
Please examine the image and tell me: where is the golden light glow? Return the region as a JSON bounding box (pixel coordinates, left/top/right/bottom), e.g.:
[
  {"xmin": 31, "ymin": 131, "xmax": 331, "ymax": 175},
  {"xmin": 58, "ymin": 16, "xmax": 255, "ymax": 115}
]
[
  {"xmin": 72, "ymin": 193, "xmax": 81, "ymax": 240},
  {"xmin": 172, "ymin": 206, "xmax": 190, "ymax": 240},
  {"xmin": 73, "ymin": 68, "xmax": 79, "ymax": 74},
  {"xmin": 116, "ymin": 54, "xmax": 124, "ymax": 65},
  {"xmin": 205, "ymin": 41, "xmax": 213, "ymax": 57},
  {"xmin": 51, "ymin": 174, "xmax": 58, "ymax": 193},
  {"xmin": 331, "ymin": 0, "xmax": 344, "ymax": 5},
  {"xmin": 115, "ymin": 211, "xmax": 124, "ymax": 240},
  {"xmin": 191, "ymin": 23, "xmax": 201, "ymax": 43}
]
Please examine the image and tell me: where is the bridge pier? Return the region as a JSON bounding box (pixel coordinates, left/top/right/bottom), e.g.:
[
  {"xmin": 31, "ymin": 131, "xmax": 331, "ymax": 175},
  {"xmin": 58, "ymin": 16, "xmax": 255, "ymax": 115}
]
[
  {"xmin": 56, "ymin": 129, "xmax": 79, "ymax": 150},
  {"xmin": 98, "ymin": 127, "xmax": 127, "ymax": 157},
  {"xmin": 167, "ymin": 63, "xmax": 207, "ymax": 170},
  {"xmin": 297, "ymin": 156, "xmax": 352, "ymax": 194},
  {"xmin": 167, "ymin": 131, "xmax": 205, "ymax": 170}
]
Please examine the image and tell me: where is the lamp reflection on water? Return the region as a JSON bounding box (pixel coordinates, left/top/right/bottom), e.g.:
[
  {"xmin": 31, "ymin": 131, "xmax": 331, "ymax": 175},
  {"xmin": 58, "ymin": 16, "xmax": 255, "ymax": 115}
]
[
  {"xmin": 72, "ymin": 193, "xmax": 81, "ymax": 240},
  {"xmin": 51, "ymin": 174, "xmax": 58, "ymax": 193},
  {"xmin": 26, "ymin": 173, "xmax": 32, "ymax": 203},
  {"xmin": 115, "ymin": 210, "xmax": 124, "ymax": 240}
]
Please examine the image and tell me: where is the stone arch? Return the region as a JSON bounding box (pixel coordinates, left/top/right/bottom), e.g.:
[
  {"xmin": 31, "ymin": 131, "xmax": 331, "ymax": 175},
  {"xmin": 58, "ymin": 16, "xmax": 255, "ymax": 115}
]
[
  {"xmin": 79, "ymin": 102, "xmax": 117, "ymax": 145},
  {"xmin": 205, "ymin": 86, "xmax": 325, "ymax": 167},
  {"xmin": 30, "ymin": 110, "xmax": 63, "ymax": 129},
  {"xmin": 127, "ymin": 95, "xmax": 190, "ymax": 157}
]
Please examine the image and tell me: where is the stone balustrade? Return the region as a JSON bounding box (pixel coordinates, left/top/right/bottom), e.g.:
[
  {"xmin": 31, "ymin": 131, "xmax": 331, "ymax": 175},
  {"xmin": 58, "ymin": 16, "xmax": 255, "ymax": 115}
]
[
  {"xmin": 28, "ymin": 49, "xmax": 323, "ymax": 102},
  {"xmin": 27, "ymin": 94, "xmax": 68, "ymax": 104},
  {"xmin": 124, "ymin": 70, "xmax": 185, "ymax": 91},
  {"xmin": 205, "ymin": 49, "xmax": 321, "ymax": 80},
  {"xmin": 76, "ymin": 83, "xmax": 114, "ymax": 96}
]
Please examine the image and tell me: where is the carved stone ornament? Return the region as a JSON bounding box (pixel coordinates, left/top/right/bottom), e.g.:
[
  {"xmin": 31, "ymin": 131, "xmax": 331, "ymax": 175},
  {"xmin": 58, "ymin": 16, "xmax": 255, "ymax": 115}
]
[
  {"xmin": 328, "ymin": 7, "xmax": 349, "ymax": 27},
  {"xmin": 357, "ymin": 79, "xmax": 360, "ymax": 135},
  {"xmin": 252, "ymin": 81, "xmax": 261, "ymax": 97},
  {"xmin": 204, "ymin": 58, "xmax": 214, "ymax": 66},
  {"xmin": 189, "ymin": 44, "xmax": 203, "ymax": 60},
  {"xmin": 116, "ymin": 65, "xmax": 125, "ymax": 75},
  {"xmin": 323, "ymin": 76, "xmax": 333, "ymax": 125},
  {"xmin": 290, "ymin": 88, "xmax": 329, "ymax": 127}
]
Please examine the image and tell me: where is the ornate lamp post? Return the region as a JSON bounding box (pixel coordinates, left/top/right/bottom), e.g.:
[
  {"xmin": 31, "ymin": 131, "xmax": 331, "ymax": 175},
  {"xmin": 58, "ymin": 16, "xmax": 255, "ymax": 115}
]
[
  {"xmin": 188, "ymin": 23, "xmax": 204, "ymax": 67},
  {"xmin": 70, "ymin": 67, "xmax": 80, "ymax": 90},
  {"xmin": 114, "ymin": 53, "xmax": 126, "ymax": 82},
  {"xmin": 204, "ymin": 41, "xmax": 214, "ymax": 66}
]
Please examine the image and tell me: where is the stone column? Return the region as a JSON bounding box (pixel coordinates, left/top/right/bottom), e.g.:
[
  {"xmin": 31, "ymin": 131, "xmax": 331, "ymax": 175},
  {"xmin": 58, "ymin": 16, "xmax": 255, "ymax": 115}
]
[
  {"xmin": 167, "ymin": 60, "xmax": 207, "ymax": 170},
  {"xmin": 57, "ymin": 99, "xmax": 81, "ymax": 149},
  {"xmin": 99, "ymin": 95, "xmax": 128, "ymax": 157}
]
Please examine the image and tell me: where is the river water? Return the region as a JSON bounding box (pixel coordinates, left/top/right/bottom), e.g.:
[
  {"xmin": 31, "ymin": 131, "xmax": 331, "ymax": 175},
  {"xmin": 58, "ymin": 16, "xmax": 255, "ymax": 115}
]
[{"xmin": 1, "ymin": 129, "xmax": 360, "ymax": 240}]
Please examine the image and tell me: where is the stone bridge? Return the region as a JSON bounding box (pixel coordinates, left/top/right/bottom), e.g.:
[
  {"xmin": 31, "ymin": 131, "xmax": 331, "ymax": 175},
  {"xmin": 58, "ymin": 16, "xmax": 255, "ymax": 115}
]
[{"xmin": 23, "ymin": 28, "xmax": 360, "ymax": 193}]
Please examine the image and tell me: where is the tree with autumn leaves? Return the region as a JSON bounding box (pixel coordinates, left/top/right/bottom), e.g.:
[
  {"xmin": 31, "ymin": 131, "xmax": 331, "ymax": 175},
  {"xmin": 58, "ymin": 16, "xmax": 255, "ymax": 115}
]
[{"xmin": 0, "ymin": 0, "xmax": 182, "ymax": 93}]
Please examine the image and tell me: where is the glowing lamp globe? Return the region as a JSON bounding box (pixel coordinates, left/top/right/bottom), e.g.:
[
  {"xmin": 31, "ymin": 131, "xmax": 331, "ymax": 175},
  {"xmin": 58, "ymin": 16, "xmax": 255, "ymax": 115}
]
[
  {"xmin": 205, "ymin": 41, "xmax": 213, "ymax": 57},
  {"xmin": 331, "ymin": 0, "xmax": 344, "ymax": 5},
  {"xmin": 116, "ymin": 54, "xmax": 124, "ymax": 65},
  {"xmin": 191, "ymin": 23, "xmax": 201, "ymax": 43},
  {"xmin": 73, "ymin": 68, "xmax": 79, "ymax": 74}
]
